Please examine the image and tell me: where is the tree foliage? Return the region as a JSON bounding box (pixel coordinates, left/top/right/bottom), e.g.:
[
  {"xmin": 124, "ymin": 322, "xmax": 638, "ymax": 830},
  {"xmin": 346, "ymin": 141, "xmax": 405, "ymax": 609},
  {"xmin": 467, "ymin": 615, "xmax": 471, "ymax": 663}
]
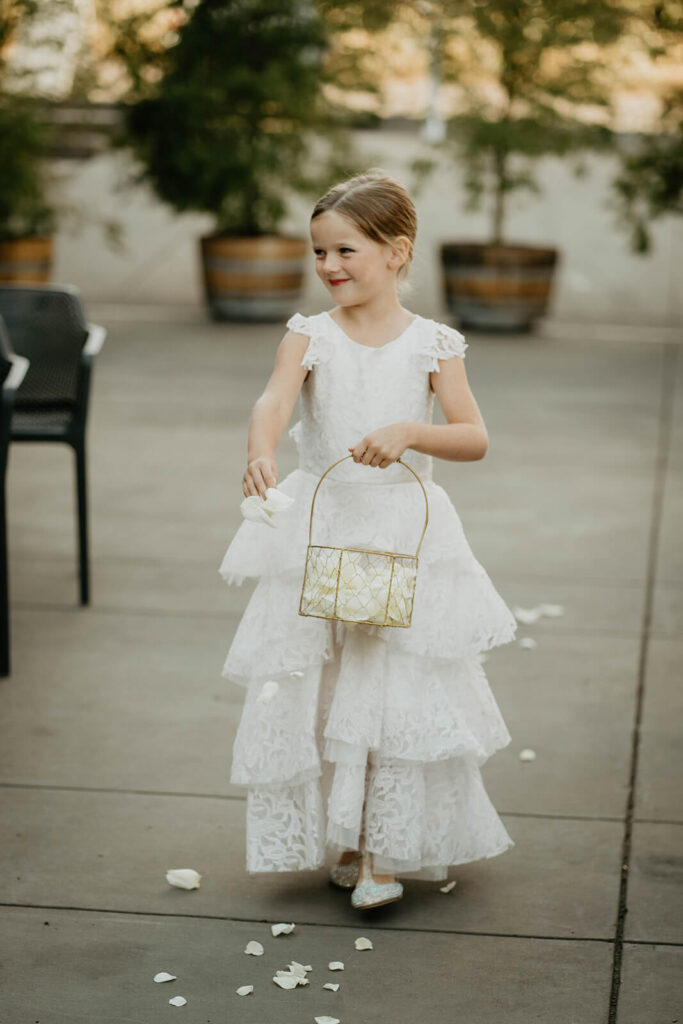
[
  {"xmin": 123, "ymin": 0, "xmax": 383, "ymax": 236},
  {"xmin": 0, "ymin": 0, "xmax": 57, "ymax": 239},
  {"xmin": 416, "ymin": 0, "xmax": 631, "ymax": 244},
  {"xmin": 611, "ymin": 2, "xmax": 683, "ymax": 252}
]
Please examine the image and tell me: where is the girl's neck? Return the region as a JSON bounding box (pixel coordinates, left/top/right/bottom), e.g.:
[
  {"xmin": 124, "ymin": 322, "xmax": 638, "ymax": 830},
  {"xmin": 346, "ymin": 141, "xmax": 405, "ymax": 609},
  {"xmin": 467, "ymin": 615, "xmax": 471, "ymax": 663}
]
[{"xmin": 331, "ymin": 292, "xmax": 413, "ymax": 345}]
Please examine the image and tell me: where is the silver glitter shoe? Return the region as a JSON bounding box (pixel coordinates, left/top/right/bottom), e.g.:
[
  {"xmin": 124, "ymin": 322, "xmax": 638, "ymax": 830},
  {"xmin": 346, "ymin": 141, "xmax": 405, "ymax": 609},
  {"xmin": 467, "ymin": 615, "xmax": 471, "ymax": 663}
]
[
  {"xmin": 351, "ymin": 879, "xmax": 404, "ymax": 910},
  {"xmin": 329, "ymin": 855, "xmax": 360, "ymax": 890}
]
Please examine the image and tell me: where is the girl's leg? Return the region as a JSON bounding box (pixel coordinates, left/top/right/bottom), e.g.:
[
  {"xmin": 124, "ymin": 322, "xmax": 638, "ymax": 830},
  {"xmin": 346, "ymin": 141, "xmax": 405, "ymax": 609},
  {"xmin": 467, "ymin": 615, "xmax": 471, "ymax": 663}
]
[
  {"xmin": 350, "ymin": 757, "xmax": 403, "ymax": 906},
  {"xmin": 356, "ymin": 832, "xmax": 398, "ymax": 886}
]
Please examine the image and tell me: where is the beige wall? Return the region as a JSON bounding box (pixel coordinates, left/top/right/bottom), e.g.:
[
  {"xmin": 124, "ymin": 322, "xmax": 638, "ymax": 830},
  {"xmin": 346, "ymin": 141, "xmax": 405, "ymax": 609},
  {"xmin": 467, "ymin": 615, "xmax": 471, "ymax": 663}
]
[{"xmin": 52, "ymin": 128, "xmax": 683, "ymax": 327}]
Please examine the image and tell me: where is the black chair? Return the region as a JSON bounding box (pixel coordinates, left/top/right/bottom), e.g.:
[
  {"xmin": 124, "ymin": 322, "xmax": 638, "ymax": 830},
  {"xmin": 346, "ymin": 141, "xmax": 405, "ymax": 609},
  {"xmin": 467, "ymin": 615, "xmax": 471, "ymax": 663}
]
[
  {"xmin": 1, "ymin": 318, "xmax": 29, "ymax": 676},
  {"xmin": 0, "ymin": 285, "xmax": 106, "ymax": 608}
]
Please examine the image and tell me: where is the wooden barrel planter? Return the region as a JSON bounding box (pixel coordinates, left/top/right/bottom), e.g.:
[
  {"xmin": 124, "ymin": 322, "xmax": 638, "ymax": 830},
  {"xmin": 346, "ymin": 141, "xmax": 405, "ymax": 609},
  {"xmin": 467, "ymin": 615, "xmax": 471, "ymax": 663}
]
[
  {"xmin": 0, "ymin": 237, "xmax": 53, "ymax": 283},
  {"xmin": 200, "ymin": 235, "xmax": 307, "ymax": 322},
  {"xmin": 441, "ymin": 243, "xmax": 558, "ymax": 331}
]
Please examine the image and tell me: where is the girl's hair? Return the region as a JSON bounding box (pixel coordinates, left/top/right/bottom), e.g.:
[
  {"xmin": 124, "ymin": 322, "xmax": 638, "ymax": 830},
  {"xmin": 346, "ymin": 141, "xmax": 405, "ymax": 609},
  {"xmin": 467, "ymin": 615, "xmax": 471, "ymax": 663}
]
[{"xmin": 311, "ymin": 170, "xmax": 417, "ymax": 276}]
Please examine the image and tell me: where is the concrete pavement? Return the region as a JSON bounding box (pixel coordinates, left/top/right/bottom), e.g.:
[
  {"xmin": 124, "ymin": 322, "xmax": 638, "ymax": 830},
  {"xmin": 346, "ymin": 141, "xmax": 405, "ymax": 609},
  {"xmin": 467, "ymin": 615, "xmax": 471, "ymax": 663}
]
[{"xmin": 0, "ymin": 314, "xmax": 681, "ymax": 1022}]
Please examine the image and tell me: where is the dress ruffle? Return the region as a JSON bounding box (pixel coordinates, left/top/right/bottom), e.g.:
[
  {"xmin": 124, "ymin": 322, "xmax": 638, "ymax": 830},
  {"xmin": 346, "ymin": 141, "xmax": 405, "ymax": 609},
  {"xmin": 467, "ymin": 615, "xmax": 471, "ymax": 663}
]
[
  {"xmin": 231, "ymin": 633, "xmax": 514, "ymax": 878},
  {"xmin": 415, "ymin": 317, "xmax": 469, "ymax": 372},
  {"xmin": 287, "ymin": 312, "xmax": 332, "ymax": 371}
]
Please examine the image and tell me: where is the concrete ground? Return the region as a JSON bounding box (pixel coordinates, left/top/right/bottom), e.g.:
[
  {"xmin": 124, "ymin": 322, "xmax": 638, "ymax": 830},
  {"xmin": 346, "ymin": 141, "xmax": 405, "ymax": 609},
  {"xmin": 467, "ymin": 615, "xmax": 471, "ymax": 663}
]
[{"xmin": 0, "ymin": 313, "xmax": 681, "ymax": 1023}]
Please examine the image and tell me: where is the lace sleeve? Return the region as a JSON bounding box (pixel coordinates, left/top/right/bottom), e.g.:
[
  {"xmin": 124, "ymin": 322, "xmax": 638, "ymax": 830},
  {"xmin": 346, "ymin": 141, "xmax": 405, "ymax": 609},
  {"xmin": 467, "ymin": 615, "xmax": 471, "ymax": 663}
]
[
  {"xmin": 417, "ymin": 319, "xmax": 468, "ymax": 372},
  {"xmin": 286, "ymin": 313, "xmax": 331, "ymax": 371}
]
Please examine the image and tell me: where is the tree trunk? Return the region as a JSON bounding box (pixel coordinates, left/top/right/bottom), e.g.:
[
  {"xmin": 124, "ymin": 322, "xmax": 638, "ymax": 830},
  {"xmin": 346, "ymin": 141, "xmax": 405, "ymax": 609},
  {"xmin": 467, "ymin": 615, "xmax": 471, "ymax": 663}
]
[{"xmin": 492, "ymin": 147, "xmax": 507, "ymax": 246}]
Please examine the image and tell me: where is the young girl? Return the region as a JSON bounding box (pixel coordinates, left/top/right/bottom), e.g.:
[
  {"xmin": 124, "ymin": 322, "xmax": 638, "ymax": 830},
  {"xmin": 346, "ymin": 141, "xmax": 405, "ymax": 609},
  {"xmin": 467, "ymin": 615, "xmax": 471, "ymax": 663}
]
[{"xmin": 219, "ymin": 171, "xmax": 517, "ymax": 910}]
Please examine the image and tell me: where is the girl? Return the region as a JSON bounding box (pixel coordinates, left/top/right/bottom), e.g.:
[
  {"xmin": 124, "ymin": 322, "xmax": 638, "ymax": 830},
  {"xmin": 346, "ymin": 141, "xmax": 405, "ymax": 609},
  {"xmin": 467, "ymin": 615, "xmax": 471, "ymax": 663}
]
[{"xmin": 219, "ymin": 171, "xmax": 517, "ymax": 910}]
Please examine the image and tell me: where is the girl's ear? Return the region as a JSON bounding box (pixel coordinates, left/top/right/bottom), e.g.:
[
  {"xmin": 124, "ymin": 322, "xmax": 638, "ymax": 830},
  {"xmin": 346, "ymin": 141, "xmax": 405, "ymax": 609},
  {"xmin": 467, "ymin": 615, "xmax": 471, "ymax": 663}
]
[{"xmin": 387, "ymin": 235, "xmax": 411, "ymax": 270}]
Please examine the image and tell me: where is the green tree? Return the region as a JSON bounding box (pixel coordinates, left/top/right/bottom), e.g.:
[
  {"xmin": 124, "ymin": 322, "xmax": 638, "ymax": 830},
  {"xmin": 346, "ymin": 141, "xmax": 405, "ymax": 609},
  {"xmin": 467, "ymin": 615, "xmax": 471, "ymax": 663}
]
[
  {"xmin": 416, "ymin": 0, "xmax": 630, "ymax": 245},
  {"xmin": 0, "ymin": 0, "xmax": 57, "ymax": 239},
  {"xmin": 611, "ymin": 1, "xmax": 683, "ymax": 253},
  {"xmin": 123, "ymin": 0, "xmax": 377, "ymax": 237}
]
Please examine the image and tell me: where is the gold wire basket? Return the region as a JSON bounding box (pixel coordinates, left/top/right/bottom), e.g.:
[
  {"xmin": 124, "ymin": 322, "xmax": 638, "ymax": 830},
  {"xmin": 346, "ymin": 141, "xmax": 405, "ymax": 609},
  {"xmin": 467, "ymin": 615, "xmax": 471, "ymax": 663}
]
[{"xmin": 299, "ymin": 455, "xmax": 429, "ymax": 628}]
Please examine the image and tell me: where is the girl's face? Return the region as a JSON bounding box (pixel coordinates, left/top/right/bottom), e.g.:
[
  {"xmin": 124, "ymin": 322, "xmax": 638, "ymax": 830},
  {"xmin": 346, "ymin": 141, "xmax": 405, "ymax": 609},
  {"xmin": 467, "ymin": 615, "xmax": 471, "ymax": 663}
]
[{"xmin": 310, "ymin": 210, "xmax": 401, "ymax": 306}]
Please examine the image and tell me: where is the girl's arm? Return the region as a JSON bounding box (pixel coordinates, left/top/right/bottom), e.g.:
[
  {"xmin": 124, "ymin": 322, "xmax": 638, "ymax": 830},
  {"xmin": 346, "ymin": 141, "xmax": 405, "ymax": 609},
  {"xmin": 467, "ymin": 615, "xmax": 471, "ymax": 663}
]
[
  {"xmin": 349, "ymin": 357, "xmax": 488, "ymax": 467},
  {"xmin": 413, "ymin": 356, "xmax": 488, "ymax": 460},
  {"xmin": 243, "ymin": 330, "xmax": 310, "ymax": 497}
]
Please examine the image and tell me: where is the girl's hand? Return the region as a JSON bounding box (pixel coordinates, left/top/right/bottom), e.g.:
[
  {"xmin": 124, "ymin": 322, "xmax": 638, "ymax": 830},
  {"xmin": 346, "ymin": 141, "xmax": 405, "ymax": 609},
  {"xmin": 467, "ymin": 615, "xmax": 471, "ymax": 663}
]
[
  {"xmin": 243, "ymin": 455, "xmax": 278, "ymax": 498},
  {"xmin": 349, "ymin": 422, "xmax": 414, "ymax": 468}
]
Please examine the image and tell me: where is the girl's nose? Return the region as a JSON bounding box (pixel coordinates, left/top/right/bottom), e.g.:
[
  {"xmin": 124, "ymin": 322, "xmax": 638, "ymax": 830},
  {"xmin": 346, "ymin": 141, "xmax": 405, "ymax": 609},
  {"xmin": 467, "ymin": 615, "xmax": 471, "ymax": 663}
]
[{"xmin": 322, "ymin": 254, "xmax": 340, "ymax": 274}]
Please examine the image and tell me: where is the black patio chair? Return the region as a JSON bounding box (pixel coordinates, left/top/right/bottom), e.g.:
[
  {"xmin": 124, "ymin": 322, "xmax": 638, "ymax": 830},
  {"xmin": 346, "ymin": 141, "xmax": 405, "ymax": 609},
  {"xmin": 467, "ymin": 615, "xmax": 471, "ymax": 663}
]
[
  {"xmin": 1, "ymin": 317, "xmax": 29, "ymax": 677},
  {"xmin": 0, "ymin": 285, "xmax": 106, "ymax": 608}
]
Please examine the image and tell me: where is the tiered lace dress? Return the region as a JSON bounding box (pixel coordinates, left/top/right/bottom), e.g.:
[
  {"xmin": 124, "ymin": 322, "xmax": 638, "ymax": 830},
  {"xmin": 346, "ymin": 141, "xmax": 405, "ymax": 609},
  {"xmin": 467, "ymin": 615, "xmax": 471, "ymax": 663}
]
[{"xmin": 219, "ymin": 310, "xmax": 518, "ymax": 879}]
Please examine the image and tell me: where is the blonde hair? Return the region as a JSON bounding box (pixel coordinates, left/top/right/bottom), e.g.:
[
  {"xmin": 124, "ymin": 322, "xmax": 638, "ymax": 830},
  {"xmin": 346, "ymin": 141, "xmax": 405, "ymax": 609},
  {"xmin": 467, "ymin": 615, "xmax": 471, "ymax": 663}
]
[{"xmin": 311, "ymin": 170, "xmax": 417, "ymax": 277}]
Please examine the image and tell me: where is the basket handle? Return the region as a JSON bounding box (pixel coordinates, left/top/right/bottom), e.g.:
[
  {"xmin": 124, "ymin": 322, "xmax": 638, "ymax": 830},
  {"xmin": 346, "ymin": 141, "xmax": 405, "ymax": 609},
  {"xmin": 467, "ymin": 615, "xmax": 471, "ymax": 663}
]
[{"xmin": 307, "ymin": 454, "xmax": 430, "ymax": 558}]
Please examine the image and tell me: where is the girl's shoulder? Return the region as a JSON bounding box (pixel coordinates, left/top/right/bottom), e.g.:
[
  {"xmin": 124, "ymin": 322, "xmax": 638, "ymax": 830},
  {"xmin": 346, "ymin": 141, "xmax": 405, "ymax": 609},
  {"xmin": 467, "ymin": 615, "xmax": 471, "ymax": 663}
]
[
  {"xmin": 412, "ymin": 315, "xmax": 469, "ymax": 371},
  {"xmin": 285, "ymin": 311, "xmax": 333, "ymax": 371},
  {"xmin": 286, "ymin": 310, "xmax": 329, "ymax": 337}
]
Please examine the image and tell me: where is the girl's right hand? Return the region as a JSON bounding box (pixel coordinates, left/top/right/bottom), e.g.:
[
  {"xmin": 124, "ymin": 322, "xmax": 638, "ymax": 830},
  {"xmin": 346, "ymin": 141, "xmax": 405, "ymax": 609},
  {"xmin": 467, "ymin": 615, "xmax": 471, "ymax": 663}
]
[{"xmin": 243, "ymin": 455, "xmax": 278, "ymax": 498}]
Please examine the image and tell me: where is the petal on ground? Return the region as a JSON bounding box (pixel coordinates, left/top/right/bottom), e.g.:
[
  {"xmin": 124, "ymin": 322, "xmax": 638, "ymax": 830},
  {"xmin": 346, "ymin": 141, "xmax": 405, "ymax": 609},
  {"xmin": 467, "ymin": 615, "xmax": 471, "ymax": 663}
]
[
  {"xmin": 244, "ymin": 940, "xmax": 264, "ymax": 956},
  {"xmin": 165, "ymin": 868, "xmax": 201, "ymax": 890},
  {"xmin": 271, "ymin": 921, "xmax": 296, "ymax": 936}
]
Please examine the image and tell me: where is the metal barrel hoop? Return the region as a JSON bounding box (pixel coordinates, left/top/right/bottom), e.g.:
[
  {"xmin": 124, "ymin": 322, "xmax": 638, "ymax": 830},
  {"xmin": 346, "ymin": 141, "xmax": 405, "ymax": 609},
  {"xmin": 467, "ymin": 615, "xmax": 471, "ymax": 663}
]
[{"xmin": 307, "ymin": 454, "xmax": 430, "ymax": 556}]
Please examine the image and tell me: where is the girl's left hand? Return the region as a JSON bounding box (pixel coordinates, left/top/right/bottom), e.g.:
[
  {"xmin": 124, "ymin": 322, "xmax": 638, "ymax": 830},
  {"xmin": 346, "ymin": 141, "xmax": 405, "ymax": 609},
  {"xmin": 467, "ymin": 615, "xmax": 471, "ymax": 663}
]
[{"xmin": 349, "ymin": 422, "xmax": 414, "ymax": 468}]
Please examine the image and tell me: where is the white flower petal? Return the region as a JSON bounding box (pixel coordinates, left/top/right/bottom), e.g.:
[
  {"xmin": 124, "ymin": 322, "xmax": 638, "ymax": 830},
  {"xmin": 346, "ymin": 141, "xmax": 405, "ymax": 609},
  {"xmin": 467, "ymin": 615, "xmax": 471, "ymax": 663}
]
[
  {"xmin": 263, "ymin": 487, "xmax": 295, "ymax": 511},
  {"xmin": 273, "ymin": 973, "xmax": 299, "ymax": 990},
  {"xmin": 513, "ymin": 605, "xmax": 543, "ymax": 624},
  {"xmin": 289, "ymin": 669, "xmax": 304, "ymax": 678},
  {"xmin": 439, "ymin": 880, "xmax": 457, "ymax": 893},
  {"xmin": 354, "ymin": 936, "xmax": 373, "ymax": 950},
  {"xmin": 315, "ymin": 1017, "xmax": 340, "ymax": 1024},
  {"xmin": 539, "ymin": 602, "xmax": 564, "ymax": 617},
  {"xmin": 519, "ymin": 748, "xmax": 537, "ymax": 762},
  {"xmin": 257, "ymin": 681, "xmax": 280, "ymax": 706},
  {"xmin": 236, "ymin": 985, "xmax": 254, "ymax": 996},
  {"xmin": 518, "ymin": 637, "xmax": 538, "ymax": 650},
  {"xmin": 275, "ymin": 969, "xmax": 308, "ymax": 986},
  {"xmin": 168, "ymin": 995, "xmax": 187, "ymax": 1006},
  {"xmin": 240, "ymin": 495, "xmax": 277, "ymax": 528},
  {"xmin": 328, "ymin": 961, "xmax": 344, "ymax": 971},
  {"xmin": 287, "ymin": 960, "xmax": 312, "ymax": 977},
  {"xmin": 154, "ymin": 971, "xmax": 177, "ymax": 983},
  {"xmin": 244, "ymin": 940, "xmax": 264, "ymax": 956},
  {"xmin": 270, "ymin": 921, "xmax": 295, "ymax": 936},
  {"xmin": 323, "ymin": 982, "xmax": 340, "ymax": 991},
  {"xmin": 165, "ymin": 868, "xmax": 201, "ymax": 890}
]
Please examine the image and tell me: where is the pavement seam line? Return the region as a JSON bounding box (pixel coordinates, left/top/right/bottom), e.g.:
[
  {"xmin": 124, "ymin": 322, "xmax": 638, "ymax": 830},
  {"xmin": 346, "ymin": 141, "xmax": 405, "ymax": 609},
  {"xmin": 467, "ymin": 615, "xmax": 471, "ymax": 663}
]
[
  {"xmin": 0, "ymin": 782, "xmax": 633, "ymax": 822},
  {"xmin": 0, "ymin": 902, "xmax": 616, "ymax": 942},
  {"xmin": 607, "ymin": 342, "xmax": 678, "ymax": 1024}
]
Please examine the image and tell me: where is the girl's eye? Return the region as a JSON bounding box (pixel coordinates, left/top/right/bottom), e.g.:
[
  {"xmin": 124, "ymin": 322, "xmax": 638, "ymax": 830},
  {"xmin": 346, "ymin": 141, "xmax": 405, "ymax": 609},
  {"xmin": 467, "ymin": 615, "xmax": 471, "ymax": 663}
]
[
  {"xmin": 313, "ymin": 249, "xmax": 324, "ymax": 257},
  {"xmin": 339, "ymin": 248, "xmax": 353, "ymax": 254}
]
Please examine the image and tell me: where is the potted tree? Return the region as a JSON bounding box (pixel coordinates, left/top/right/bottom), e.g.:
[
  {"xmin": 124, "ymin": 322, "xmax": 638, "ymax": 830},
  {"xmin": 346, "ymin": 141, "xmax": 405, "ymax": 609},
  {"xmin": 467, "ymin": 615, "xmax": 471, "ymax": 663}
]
[
  {"xmin": 417, "ymin": 0, "xmax": 628, "ymax": 331},
  {"xmin": 0, "ymin": 3, "xmax": 55, "ymax": 282},
  {"xmin": 613, "ymin": 89, "xmax": 683, "ymax": 254},
  {"xmin": 123, "ymin": 0, "xmax": 351, "ymax": 321}
]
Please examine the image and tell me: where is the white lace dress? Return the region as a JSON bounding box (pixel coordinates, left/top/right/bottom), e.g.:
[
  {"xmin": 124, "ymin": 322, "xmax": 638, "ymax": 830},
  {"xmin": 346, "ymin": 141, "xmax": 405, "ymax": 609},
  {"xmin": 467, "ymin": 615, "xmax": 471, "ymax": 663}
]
[{"xmin": 219, "ymin": 311, "xmax": 518, "ymax": 880}]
